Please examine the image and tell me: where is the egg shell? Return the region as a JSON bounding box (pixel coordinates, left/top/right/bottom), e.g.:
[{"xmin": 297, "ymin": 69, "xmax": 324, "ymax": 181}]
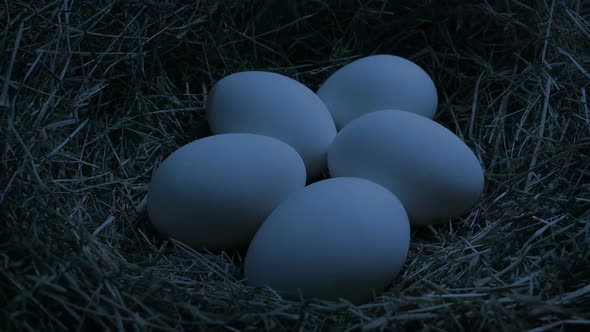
[
  {"xmin": 244, "ymin": 177, "xmax": 410, "ymax": 304},
  {"xmin": 207, "ymin": 71, "xmax": 337, "ymax": 180},
  {"xmin": 328, "ymin": 110, "xmax": 484, "ymax": 226},
  {"xmin": 147, "ymin": 133, "xmax": 306, "ymax": 249},
  {"xmin": 317, "ymin": 54, "xmax": 438, "ymax": 130}
]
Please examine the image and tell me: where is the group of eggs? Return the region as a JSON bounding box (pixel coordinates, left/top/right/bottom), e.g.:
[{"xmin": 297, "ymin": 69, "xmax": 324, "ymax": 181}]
[{"xmin": 147, "ymin": 55, "xmax": 485, "ymax": 304}]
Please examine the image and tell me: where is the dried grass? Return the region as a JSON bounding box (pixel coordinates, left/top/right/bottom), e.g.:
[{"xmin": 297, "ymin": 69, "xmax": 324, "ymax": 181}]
[{"xmin": 1, "ymin": 0, "xmax": 589, "ymax": 331}]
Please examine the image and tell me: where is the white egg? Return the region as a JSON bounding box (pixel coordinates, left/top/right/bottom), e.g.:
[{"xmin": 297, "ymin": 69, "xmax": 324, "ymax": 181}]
[
  {"xmin": 147, "ymin": 133, "xmax": 306, "ymax": 249},
  {"xmin": 207, "ymin": 71, "xmax": 337, "ymax": 180},
  {"xmin": 317, "ymin": 54, "xmax": 438, "ymax": 130},
  {"xmin": 328, "ymin": 110, "xmax": 484, "ymax": 226},
  {"xmin": 244, "ymin": 177, "xmax": 410, "ymax": 304}
]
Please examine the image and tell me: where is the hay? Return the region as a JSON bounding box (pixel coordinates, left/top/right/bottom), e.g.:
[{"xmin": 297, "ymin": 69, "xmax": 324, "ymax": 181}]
[{"xmin": 1, "ymin": 0, "xmax": 589, "ymax": 330}]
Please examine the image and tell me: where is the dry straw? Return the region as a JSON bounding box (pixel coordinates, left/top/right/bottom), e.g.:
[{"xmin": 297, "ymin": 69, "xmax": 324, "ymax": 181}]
[{"xmin": 1, "ymin": 0, "xmax": 589, "ymax": 331}]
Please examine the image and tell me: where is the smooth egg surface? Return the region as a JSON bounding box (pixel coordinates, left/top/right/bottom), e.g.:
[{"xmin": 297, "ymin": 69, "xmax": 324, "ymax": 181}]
[
  {"xmin": 207, "ymin": 71, "xmax": 337, "ymax": 180},
  {"xmin": 147, "ymin": 133, "xmax": 306, "ymax": 249},
  {"xmin": 317, "ymin": 54, "xmax": 438, "ymax": 130},
  {"xmin": 244, "ymin": 177, "xmax": 410, "ymax": 304},
  {"xmin": 328, "ymin": 110, "xmax": 484, "ymax": 226}
]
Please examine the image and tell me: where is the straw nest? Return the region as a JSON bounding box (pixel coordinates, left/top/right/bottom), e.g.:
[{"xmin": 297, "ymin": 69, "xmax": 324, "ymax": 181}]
[{"xmin": 1, "ymin": 1, "xmax": 589, "ymax": 331}]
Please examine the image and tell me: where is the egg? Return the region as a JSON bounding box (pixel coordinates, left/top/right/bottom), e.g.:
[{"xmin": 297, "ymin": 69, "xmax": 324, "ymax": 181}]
[
  {"xmin": 328, "ymin": 110, "xmax": 484, "ymax": 226},
  {"xmin": 317, "ymin": 54, "xmax": 438, "ymax": 130},
  {"xmin": 147, "ymin": 133, "xmax": 306, "ymax": 249},
  {"xmin": 244, "ymin": 177, "xmax": 410, "ymax": 304},
  {"xmin": 207, "ymin": 71, "xmax": 337, "ymax": 180}
]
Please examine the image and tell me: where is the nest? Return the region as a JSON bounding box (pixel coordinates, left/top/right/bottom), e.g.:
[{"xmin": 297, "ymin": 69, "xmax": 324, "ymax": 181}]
[{"xmin": 1, "ymin": 0, "xmax": 589, "ymax": 330}]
